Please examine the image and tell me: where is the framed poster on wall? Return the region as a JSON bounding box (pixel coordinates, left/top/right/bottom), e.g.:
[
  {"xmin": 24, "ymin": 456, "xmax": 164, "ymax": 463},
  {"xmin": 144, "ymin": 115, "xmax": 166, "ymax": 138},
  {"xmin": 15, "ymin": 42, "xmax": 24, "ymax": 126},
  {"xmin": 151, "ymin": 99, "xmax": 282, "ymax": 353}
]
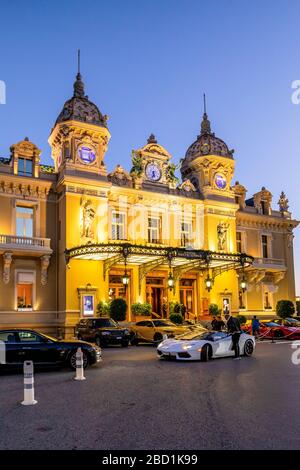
[{"xmin": 82, "ymin": 294, "xmax": 95, "ymax": 316}]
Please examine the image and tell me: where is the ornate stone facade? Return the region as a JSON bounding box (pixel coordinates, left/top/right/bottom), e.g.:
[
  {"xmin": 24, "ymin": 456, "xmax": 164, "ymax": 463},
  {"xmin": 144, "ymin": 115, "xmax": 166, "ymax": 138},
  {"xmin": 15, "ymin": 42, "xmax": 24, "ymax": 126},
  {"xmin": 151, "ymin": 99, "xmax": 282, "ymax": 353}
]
[{"xmin": 0, "ymin": 71, "xmax": 298, "ymax": 336}]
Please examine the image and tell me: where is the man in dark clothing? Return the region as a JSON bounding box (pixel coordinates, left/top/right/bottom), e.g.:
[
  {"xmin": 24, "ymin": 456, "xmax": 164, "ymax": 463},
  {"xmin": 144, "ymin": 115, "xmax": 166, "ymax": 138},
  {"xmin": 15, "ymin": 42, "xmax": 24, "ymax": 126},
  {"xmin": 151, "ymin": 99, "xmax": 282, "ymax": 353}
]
[
  {"xmin": 225, "ymin": 314, "xmax": 242, "ymax": 360},
  {"xmin": 216, "ymin": 315, "xmax": 226, "ymax": 331},
  {"xmin": 211, "ymin": 316, "xmax": 218, "ymax": 330}
]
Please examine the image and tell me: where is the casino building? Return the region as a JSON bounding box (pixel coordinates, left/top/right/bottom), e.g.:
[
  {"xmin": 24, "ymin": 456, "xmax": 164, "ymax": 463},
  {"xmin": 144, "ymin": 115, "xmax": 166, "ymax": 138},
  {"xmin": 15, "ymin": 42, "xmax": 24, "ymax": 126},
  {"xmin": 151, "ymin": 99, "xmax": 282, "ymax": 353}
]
[{"xmin": 0, "ymin": 70, "xmax": 298, "ymax": 336}]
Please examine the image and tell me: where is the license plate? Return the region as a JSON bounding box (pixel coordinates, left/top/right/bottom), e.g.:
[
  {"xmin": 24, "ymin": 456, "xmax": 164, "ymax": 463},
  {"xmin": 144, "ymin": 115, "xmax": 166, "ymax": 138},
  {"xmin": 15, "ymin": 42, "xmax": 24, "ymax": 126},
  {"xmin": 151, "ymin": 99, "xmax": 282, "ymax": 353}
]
[{"xmin": 117, "ymin": 336, "xmax": 122, "ymax": 339}]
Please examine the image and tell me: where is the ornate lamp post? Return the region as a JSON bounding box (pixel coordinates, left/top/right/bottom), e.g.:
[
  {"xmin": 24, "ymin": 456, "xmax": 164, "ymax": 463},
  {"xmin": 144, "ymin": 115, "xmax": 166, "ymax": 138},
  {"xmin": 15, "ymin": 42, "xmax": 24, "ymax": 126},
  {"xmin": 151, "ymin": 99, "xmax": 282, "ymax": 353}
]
[{"xmin": 122, "ymin": 246, "xmax": 130, "ymax": 289}]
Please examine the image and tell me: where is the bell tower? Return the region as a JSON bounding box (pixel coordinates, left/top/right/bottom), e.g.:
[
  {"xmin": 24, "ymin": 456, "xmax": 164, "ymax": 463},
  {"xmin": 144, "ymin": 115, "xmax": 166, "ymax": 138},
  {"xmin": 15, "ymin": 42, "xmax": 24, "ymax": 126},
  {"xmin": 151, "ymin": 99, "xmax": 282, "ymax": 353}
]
[
  {"xmin": 181, "ymin": 97, "xmax": 235, "ymax": 199},
  {"xmin": 48, "ymin": 52, "xmax": 110, "ymax": 176}
]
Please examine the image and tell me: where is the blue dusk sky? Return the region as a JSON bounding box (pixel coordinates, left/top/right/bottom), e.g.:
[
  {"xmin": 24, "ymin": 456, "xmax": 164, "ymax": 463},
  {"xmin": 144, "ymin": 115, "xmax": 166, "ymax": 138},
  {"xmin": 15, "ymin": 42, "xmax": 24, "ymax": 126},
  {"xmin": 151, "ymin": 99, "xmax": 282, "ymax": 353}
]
[{"xmin": 0, "ymin": 0, "xmax": 300, "ymax": 292}]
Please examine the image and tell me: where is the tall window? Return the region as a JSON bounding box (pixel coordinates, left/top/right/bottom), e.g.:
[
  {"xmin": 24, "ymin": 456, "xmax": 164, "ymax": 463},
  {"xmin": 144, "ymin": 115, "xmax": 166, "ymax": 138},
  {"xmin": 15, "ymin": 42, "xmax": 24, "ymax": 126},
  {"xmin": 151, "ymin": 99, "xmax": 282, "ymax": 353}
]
[
  {"xmin": 18, "ymin": 158, "xmax": 33, "ymax": 177},
  {"xmin": 236, "ymin": 232, "xmax": 242, "ymax": 253},
  {"xmin": 264, "ymin": 291, "xmax": 272, "ymax": 309},
  {"xmin": 111, "ymin": 211, "xmax": 126, "ymax": 240},
  {"xmin": 16, "ymin": 271, "xmax": 35, "ymax": 310},
  {"xmin": 16, "ymin": 206, "xmax": 34, "ymax": 237},
  {"xmin": 261, "ymin": 235, "xmax": 268, "ymax": 258},
  {"xmin": 148, "ymin": 216, "xmax": 161, "ymax": 243},
  {"xmin": 180, "ymin": 221, "xmax": 193, "ymax": 247}
]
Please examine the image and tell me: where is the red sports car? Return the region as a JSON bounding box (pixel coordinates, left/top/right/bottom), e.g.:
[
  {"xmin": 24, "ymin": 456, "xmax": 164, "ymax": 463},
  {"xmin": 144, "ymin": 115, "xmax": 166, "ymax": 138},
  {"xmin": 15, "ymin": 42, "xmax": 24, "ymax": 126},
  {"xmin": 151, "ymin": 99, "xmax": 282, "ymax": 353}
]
[{"xmin": 243, "ymin": 321, "xmax": 300, "ymax": 340}]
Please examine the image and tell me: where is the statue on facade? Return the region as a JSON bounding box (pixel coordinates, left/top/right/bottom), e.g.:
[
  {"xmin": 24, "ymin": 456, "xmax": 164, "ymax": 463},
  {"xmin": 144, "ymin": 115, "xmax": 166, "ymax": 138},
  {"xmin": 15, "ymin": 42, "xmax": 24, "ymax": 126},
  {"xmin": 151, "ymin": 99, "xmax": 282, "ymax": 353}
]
[
  {"xmin": 130, "ymin": 151, "xmax": 144, "ymax": 178},
  {"xmin": 166, "ymin": 162, "xmax": 180, "ymax": 184},
  {"xmin": 278, "ymin": 191, "xmax": 289, "ymax": 213},
  {"xmin": 217, "ymin": 222, "xmax": 229, "ymax": 251},
  {"xmin": 80, "ymin": 199, "xmax": 95, "ymax": 239}
]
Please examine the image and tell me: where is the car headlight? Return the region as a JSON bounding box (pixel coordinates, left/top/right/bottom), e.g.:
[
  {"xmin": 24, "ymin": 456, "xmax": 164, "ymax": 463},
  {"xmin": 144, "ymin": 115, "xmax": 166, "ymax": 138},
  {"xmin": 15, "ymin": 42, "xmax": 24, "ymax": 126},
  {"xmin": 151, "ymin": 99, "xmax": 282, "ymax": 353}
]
[
  {"xmin": 182, "ymin": 345, "xmax": 192, "ymax": 350},
  {"xmin": 123, "ymin": 329, "xmax": 129, "ymax": 335},
  {"xmin": 158, "ymin": 342, "xmax": 164, "ymax": 348},
  {"xmin": 101, "ymin": 331, "xmax": 110, "ymax": 336}
]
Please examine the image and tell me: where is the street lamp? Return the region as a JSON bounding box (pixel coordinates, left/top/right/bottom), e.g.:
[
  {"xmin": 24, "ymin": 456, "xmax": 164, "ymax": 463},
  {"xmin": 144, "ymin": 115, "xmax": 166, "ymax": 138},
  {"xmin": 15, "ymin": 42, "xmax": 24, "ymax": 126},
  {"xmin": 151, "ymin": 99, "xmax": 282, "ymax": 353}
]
[
  {"xmin": 205, "ymin": 274, "xmax": 213, "ymax": 292},
  {"xmin": 167, "ymin": 271, "xmax": 174, "ymax": 290},
  {"xmin": 122, "ymin": 271, "xmax": 129, "ymax": 286},
  {"xmin": 122, "ymin": 254, "xmax": 129, "ymax": 287},
  {"xmin": 240, "ymin": 277, "xmax": 247, "ymax": 293}
]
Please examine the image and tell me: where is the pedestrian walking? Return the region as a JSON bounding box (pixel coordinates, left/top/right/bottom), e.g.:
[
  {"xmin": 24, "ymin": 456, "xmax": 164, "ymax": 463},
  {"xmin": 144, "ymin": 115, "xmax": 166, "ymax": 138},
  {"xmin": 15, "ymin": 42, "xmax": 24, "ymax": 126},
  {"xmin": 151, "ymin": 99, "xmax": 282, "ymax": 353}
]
[
  {"xmin": 251, "ymin": 315, "xmax": 260, "ymax": 339},
  {"xmin": 225, "ymin": 313, "xmax": 242, "ymax": 360}
]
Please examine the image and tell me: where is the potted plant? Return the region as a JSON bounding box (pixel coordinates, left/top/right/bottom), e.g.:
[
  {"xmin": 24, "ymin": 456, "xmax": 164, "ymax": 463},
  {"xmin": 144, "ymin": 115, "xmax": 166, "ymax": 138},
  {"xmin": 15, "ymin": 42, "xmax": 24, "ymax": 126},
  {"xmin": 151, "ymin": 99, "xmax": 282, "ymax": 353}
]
[
  {"xmin": 96, "ymin": 300, "xmax": 111, "ymax": 317},
  {"xmin": 276, "ymin": 300, "xmax": 295, "ymax": 319},
  {"xmin": 131, "ymin": 302, "xmax": 152, "ymax": 321},
  {"xmin": 169, "ymin": 312, "xmax": 183, "ymax": 324},
  {"xmin": 209, "ymin": 303, "xmax": 220, "ymax": 316},
  {"xmin": 110, "ymin": 298, "xmax": 127, "ymax": 322}
]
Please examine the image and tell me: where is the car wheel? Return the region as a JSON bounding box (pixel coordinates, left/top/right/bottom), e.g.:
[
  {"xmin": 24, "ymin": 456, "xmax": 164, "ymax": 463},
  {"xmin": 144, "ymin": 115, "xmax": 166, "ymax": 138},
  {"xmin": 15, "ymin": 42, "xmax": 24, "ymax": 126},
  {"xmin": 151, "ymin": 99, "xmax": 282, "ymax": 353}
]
[
  {"xmin": 121, "ymin": 340, "xmax": 129, "ymax": 348},
  {"xmin": 200, "ymin": 344, "xmax": 212, "ymax": 362},
  {"xmin": 95, "ymin": 336, "xmax": 102, "ymax": 347},
  {"xmin": 244, "ymin": 339, "xmax": 254, "ymax": 356},
  {"xmin": 273, "ymin": 329, "xmax": 284, "ymax": 338},
  {"xmin": 69, "ymin": 350, "xmax": 88, "ymax": 370},
  {"xmin": 153, "ymin": 333, "xmax": 163, "ymax": 344}
]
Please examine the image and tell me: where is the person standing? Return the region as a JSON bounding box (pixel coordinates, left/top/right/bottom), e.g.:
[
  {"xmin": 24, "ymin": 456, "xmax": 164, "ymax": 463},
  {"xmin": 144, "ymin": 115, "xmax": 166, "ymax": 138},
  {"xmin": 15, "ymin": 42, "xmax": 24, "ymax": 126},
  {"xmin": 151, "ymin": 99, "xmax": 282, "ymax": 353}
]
[
  {"xmin": 225, "ymin": 313, "xmax": 242, "ymax": 360},
  {"xmin": 216, "ymin": 315, "xmax": 226, "ymax": 332},
  {"xmin": 211, "ymin": 316, "xmax": 218, "ymax": 330},
  {"xmin": 251, "ymin": 315, "xmax": 260, "ymax": 338}
]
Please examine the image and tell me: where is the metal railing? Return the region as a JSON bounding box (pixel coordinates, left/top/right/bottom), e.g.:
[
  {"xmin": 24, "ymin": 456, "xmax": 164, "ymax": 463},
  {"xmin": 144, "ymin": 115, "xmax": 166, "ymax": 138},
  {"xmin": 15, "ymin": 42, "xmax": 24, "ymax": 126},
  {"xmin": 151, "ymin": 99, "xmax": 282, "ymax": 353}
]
[
  {"xmin": 254, "ymin": 257, "xmax": 285, "ymax": 267},
  {"xmin": 0, "ymin": 234, "xmax": 51, "ymax": 248}
]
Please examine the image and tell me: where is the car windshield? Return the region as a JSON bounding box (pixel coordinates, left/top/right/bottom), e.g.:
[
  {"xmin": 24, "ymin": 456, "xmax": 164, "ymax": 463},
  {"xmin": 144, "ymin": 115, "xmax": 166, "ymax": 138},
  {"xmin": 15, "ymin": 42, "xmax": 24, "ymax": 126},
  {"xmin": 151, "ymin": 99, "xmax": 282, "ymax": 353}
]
[
  {"xmin": 263, "ymin": 322, "xmax": 279, "ymax": 327},
  {"xmin": 94, "ymin": 318, "xmax": 118, "ymax": 328},
  {"xmin": 153, "ymin": 320, "xmax": 176, "ymax": 327},
  {"xmin": 174, "ymin": 330, "xmax": 213, "ymax": 341},
  {"xmin": 285, "ymin": 318, "xmax": 300, "ymax": 325}
]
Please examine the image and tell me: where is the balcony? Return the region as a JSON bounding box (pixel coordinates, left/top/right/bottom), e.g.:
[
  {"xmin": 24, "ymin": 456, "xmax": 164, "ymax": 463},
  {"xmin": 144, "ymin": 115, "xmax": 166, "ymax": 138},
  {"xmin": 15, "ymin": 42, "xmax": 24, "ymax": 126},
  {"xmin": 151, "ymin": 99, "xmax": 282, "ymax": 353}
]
[
  {"xmin": 0, "ymin": 234, "xmax": 52, "ymax": 256},
  {"xmin": 252, "ymin": 257, "xmax": 286, "ymax": 271}
]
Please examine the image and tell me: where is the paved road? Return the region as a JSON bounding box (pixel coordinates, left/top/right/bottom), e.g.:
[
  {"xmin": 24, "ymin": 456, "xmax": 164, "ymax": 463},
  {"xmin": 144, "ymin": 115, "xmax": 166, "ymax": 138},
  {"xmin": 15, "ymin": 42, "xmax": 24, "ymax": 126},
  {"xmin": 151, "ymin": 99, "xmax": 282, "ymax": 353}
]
[{"xmin": 0, "ymin": 342, "xmax": 299, "ymax": 450}]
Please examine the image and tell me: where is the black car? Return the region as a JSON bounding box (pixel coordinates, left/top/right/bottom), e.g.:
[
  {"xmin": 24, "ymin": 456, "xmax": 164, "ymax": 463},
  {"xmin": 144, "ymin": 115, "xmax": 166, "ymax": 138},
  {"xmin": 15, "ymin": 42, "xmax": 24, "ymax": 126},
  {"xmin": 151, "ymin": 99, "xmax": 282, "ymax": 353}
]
[
  {"xmin": 75, "ymin": 317, "xmax": 130, "ymax": 347},
  {"xmin": 0, "ymin": 329, "xmax": 101, "ymax": 370}
]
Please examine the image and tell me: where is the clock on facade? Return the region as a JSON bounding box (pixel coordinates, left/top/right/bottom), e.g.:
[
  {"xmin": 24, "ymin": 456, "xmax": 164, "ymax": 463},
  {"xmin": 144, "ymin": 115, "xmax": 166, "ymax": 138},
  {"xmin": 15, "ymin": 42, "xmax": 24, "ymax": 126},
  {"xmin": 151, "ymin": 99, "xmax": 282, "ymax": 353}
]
[
  {"xmin": 145, "ymin": 162, "xmax": 162, "ymax": 182},
  {"xmin": 78, "ymin": 146, "xmax": 96, "ymax": 164},
  {"xmin": 214, "ymin": 173, "xmax": 227, "ymax": 190}
]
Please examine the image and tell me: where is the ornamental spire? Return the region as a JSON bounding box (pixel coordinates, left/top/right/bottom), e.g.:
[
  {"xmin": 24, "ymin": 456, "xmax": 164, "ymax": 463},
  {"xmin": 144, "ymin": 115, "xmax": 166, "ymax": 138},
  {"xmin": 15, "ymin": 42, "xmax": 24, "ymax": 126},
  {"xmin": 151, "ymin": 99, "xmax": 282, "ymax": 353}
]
[
  {"xmin": 73, "ymin": 49, "xmax": 85, "ymax": 98},
  {"xmin": 200, "ymin": 93, "xmax": 211, "ymax": 135}
]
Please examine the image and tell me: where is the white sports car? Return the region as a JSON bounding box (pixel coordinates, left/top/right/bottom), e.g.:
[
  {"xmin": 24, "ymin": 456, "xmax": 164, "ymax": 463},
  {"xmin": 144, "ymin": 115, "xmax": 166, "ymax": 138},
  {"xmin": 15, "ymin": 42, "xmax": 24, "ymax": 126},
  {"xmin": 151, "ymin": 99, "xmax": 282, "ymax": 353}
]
[{"xmin": 157, "ymin": 330, "xmax": 255, "ymax": 361}]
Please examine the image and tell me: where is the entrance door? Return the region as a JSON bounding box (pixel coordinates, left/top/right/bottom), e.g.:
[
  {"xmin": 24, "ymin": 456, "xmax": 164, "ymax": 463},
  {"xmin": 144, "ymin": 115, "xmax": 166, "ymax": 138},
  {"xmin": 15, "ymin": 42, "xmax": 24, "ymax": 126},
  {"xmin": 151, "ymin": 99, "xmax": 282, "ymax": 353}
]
[
  {"xmin": 146, "ymin": 277, "xmax": 166, "ymax": 318},
  {"xmin": 179, "ymin": 279, "xmax": 195, "ymax": 319}
]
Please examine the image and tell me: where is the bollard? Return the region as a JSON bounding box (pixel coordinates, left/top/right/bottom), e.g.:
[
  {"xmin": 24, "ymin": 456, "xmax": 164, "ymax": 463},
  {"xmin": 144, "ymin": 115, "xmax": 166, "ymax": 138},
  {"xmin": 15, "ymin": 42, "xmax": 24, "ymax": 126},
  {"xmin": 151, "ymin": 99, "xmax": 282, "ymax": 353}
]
[
  {"xmin": 74, "ymin": 347, "xmax": 86, "ymax": 381},
  {"xmin": 21, "ymin": 361, "xmax": 37, "ymax": 406}
]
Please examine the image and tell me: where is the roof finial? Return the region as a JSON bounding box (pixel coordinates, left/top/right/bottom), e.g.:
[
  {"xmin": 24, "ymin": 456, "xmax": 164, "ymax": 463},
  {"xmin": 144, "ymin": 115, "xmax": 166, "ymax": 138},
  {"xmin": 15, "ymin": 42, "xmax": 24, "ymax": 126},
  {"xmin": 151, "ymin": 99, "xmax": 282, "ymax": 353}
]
[
  {"xmin": 78, "ymin": 49, "xmax": 81, "ymax": 74},
  {"xmin": 73, "ymin": 49, "xmax": 85, "ymax": 98},
  {"xmin": 200, "ymin": 93, "xmax": 211, "ymax": 135}
]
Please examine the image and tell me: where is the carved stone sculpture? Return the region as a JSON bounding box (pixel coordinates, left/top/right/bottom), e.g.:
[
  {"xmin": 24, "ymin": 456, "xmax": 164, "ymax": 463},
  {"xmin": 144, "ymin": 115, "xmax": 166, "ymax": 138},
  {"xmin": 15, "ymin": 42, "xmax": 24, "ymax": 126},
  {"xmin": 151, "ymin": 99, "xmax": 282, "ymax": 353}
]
[
  {"xmin": 41, "ymin": 255, "xmax": 51, "ymax": 286},
  {"xmin": 3, "ymin": 252, "xmax": 12, "ymax": 284},
  {"xmin": 80, "ymin": 199, "xmax": 95, "ymax": 239},
  {"xmin": 217, "ymin": 222, "xmax": 230, "ymax": 251}
]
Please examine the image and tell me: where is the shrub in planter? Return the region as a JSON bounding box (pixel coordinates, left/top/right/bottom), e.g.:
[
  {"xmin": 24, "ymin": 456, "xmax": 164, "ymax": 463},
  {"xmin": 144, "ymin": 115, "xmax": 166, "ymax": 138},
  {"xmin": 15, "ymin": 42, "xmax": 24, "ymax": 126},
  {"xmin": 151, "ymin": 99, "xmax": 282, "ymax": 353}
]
[
  {"xmin": 169, "ymin": 301, "xmax": 186, "ymax": 317},
  {"xmin": 276, "ymin": 300, "xmax": 295, "ymax": 319},
  {"xmin": 131, "ymin": 302, "xmax": 152, "ymax": 316},
  {"xmin": 110, "ymin": 298, "xmax": 127, "ymax": 322},
  {"xmin": 96, "ymin": 300, "xmax": 111, "ymax": 317},
  {"xmin": 209, "ymin": 303, "xmax": 220, "ymax": 316},
  {"xmin": 236, "ymin": 314, "xmax": 247, "ymax": 325},
  {"xmin": 169, "ymin": 312, "xmax": 183, "ymax": 325}
]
